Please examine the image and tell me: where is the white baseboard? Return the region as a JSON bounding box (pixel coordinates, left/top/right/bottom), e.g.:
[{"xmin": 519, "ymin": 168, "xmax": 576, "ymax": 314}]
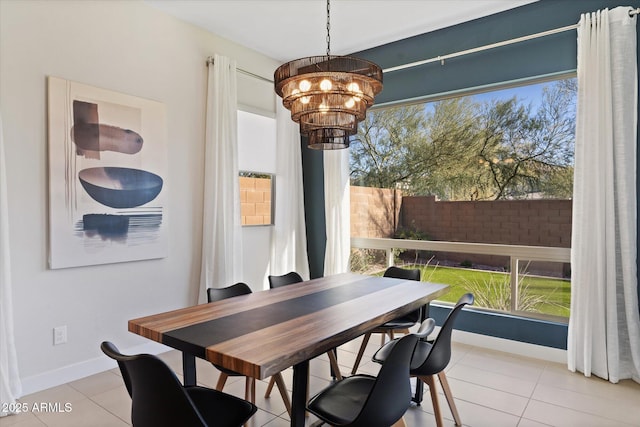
[
  {"xmin": 19, "ymin": 341, "xmax": 171, "ymax": 397},
  {"xmin": 451, "ymin": 329, "xmax": 567, "ymax": 364},
  {"xmin": 19, "ymin": 332, "xmax": 567, "ymax": 397}
]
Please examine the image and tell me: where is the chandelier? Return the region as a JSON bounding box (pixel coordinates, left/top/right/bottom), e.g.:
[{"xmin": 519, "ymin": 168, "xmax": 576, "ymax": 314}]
[{"xmin": 274, "ymin": 0, "xmax": 383, "ymax": 149}]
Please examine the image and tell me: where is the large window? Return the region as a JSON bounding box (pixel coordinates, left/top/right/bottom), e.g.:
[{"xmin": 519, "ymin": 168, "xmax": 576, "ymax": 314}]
[{"xmin": 349, "ymin": 77, "xmax": 576, "ymax": 321}]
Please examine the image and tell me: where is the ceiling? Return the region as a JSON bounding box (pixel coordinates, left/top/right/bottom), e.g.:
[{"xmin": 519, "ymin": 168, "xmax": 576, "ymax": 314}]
[{"xmin": 145, "ymin": 0, "xmax": 538, "ymax": 62}]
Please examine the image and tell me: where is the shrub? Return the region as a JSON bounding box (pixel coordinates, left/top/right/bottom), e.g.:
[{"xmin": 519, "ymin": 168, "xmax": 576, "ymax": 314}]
[
  {"xmin": 394, "ymin": 222, "xmax": 430, "ymax": 240},
  {"xmin": 349, "ymin": 248, "xmax": 386, "ymax": 274},
  {"xmin": 459, "ymin": 272, "xmax": 548, "ymax": 313}
]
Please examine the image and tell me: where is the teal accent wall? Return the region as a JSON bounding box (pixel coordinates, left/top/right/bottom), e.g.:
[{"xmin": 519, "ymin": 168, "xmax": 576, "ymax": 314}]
[
  {"xmin": 430, "ymin": 305, "xmax": 568, "ymax": 349},
  {"xmin": 300, "ymin": 136, "xmax": 326, "ymax": 279},
  {"xmin": 356, "ymin": 0, "xmax": 614, "ymax": 104}
]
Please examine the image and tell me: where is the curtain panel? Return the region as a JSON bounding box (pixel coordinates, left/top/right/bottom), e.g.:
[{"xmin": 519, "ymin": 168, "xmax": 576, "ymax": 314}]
[
  {"xmin": 323, "ymin": 150, "xmax": 350, "ymax": 276},
  {"xmin": 270, "ymin": 103, "xmax": 310, "ymax": 281},
  {"xmin": 199, "ymin": 55, "xmax": 243, "ymax": 302},
  {"xmin": 0, "ymin": 113, "xmax": 22, "ymax": 415},
  {"xmin": 569, "ymin": 6, "xmax": 640, "ymax": 383}
]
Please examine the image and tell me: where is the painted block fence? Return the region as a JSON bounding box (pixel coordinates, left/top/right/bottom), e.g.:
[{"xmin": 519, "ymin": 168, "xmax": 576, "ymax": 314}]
[{"xmin": 350, "ymin": 186, "xmax": 571, "ymax": 273}]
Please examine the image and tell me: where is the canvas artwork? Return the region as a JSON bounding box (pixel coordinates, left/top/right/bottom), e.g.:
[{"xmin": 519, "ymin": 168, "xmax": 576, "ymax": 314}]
[{"xmin": 48, "ymin": 76, "xmax": 168, "ymax": 269}]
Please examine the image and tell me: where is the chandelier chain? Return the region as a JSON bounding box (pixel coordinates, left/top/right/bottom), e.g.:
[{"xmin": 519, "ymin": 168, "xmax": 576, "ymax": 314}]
[{"xmin": 326, "ymin": 0, "xmax": 331, "ymax": 56}]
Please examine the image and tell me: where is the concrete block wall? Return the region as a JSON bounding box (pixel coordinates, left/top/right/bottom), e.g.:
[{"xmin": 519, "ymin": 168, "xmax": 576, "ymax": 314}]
[
  {"xmin": 401, "ymin": 196, "xmax": 572, "ymax": 247},
  {"xmin": 350, "ymin": 185, "xmax": 402, "ymax": 238},
  {"xmin": 240, "ymin": 177, "xmax": 272, "ymax": 225},
  {"xmin": 398, "ymin": 196, "xmax": 572, "ymax": 273}
]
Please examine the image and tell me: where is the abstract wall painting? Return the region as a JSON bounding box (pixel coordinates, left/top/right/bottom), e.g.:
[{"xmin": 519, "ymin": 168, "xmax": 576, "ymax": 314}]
[{"xmin": 47, "ymin": 77, "xmax": 168, "ymax": 269}]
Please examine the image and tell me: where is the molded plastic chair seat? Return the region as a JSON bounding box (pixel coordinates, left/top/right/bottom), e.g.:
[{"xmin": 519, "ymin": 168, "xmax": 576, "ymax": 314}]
[
  {"xmin": 372, "ymin": 337, "xmax": 433, "ymax": 371},
  {"xmin": 374, "ymin": 316, "xmax": 420, "ymax": 330},
  {"xmin": 207, "ymin": 283, "xmax": 292, "ymax": 416},
  {"xmin": 101, "ymin": 341, "xmax": 257, "ymax": 427},
  {"xmin": 307, "ymin": 375, "xmax": 376, "ymax": 425},
  {"xmin": 351, "ymin": 266, "xmax": 422, "ymax": 375},
  {"xmin": 372, "ymin": 293, "xmax": 474, "ymax": 427},
  {"xmin": 307, "ymin": 319, "xmax": 435, "ymax": 427}
]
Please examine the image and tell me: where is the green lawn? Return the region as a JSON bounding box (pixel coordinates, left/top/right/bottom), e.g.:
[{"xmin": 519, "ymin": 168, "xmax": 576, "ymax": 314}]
[{"xmin": 377, "ymin": 265, "xmax": 571, "ymax": 318}]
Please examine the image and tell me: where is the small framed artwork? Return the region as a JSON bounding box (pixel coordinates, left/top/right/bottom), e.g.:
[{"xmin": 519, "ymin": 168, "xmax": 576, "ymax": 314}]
[{"xmin": 47, "ymin": 76, "xmax": 168, "ymax": 269}]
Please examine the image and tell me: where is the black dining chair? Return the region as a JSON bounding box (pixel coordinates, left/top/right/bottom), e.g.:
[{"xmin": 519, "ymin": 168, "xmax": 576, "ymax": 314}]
[
  {"xmin": 100, "ymin": 341, "xmax": 257, "ymax": 427},
  {"xmin": 372, "ymin": 293, "xmax": 474, "ymax": 427},
  {"xmin": 351, "ymin": 266, "xmax": 423, "ymax": 374},
  {"xmin": 306, "ymin": 318, "xmax": 436, "ymax": 427},
  {"xmin": 207, "ymin": 283, "xmax": 292, "ymax": 416},
  {"xmin": 264, "ymin": 272, "xmax": 343, "ymax": 402},
  {"xmin": 267, "ymin": 271, "xmax": 304, "ymax": 288}
]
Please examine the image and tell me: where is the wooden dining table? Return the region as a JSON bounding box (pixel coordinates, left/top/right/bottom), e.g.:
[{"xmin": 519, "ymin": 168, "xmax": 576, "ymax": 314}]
[{"xmin": 128, "ymin": 272, "xmax": 449, "ymax": 427}]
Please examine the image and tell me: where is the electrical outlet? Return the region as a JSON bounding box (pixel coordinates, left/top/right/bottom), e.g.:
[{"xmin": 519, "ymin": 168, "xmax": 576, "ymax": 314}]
[{"xmin": 53, "ymin": 326, "xmax": 67, "ymax": 345}]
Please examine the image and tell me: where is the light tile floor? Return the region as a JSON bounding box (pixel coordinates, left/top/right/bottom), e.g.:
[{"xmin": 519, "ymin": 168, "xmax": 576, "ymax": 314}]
[{"xmin": 2, "ymin": 335, "xmax": 640, "ymax": 427}]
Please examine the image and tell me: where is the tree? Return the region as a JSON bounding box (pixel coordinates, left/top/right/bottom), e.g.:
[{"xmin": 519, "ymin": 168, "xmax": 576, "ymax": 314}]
[
  {"xmin": 408, "ymin": 97, "xmax": 485, "ymax": 198},
  {"xmin": 350, "ymin": 104, "xmax": 428, "ymax": 189},
  {"xmin": 350, "ymin": 79, "xmax": 576, "ymax": 200},
  {"xmin": 474, "ymin": 81, "xmax": 576, "ymax": 199},
  {"xmin": 350, "ymin": 98, "xmax": 481, "ymax": 195}
]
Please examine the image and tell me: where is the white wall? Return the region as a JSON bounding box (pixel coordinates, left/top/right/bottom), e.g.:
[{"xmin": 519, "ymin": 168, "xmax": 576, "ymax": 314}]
[{"xmin": 0, "ymin": 0, "xmax": 280, "ymax": 394}]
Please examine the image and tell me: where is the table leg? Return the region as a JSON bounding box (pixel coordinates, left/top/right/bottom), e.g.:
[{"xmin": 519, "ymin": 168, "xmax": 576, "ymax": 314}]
[
  {"xmin": 291, "ymin": 360, "xmax": 309, "ymax": 427},
  {"xmin": 182, "ymin": 353, "xmax": 196, "ymax": 386}
]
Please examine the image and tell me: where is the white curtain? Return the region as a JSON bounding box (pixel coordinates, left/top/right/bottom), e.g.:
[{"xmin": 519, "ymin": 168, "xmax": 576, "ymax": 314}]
[
  {"xmin": 569, "ymin": 7, "xmax": 640, "ymax": 384},
  {"xmin": 323, "ymin": 149, "xmax": 351, "ymax": 275},
  {"xmin": 270, "ymin": 104, "xmax": 310, "ymax": 281},
  {"xmin": 0, "ymin": 113, "xmax": 22, "ymax": 415},
  {"xmin": 199, "ymin": 55, "xmax": 243, "ymax": 303}
]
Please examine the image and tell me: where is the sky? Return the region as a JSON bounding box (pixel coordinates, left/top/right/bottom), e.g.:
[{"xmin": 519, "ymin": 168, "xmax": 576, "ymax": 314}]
[
  {"xmin": 420, "ymin": 77, "xmax": 577, "ymax": 116},
  {"xmin": 472, "ymin": 82, "xmax": 549, "ymax": 111}
]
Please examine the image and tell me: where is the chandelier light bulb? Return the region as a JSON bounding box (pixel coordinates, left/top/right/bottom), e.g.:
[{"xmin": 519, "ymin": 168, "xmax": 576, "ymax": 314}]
[
  {"xmin": 347, "ymin": 82, "xmax": 361, "ymax": 93},
  {"xmin": 301, "ymin": 96, "xmax": 311, "ymax": 104},
  {"xmin": 299, "ymin": 80, "xmax": 312, "ymax": 92},
  {"xmin": 345, "ymin": 98, "xmax": 356, "ymax": 108},
  {"xmin": 320, "ymin": 79, "xmax": 333, "ymax": 91}
]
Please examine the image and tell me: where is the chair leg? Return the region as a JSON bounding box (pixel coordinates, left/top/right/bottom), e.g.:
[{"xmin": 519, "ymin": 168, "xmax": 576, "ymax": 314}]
[
  {"xmin": 391, "ymin": 416, "xmax": 407, "ymax": 427},
  {"xmin": 245, "ymin": 377, "xmax": 256, "ymax": 404},
  {"xmin": 215, "ymin": 372, "xmax": 229, "ymax": 391},
  {"xmin": 273, "ymin": 373, "xmax": 292, "ymax": 417},
  {"xmin": 327, "ymin": 349, "xmax": 343, "ymax": 380},
  {"xmin": 264, "ymin": 375, "xmax": 276, "ymax": 398},
  {"xmin": 351, "ymin": 333, "xmax": 371, "ymax": 375},
  {"xmin": 379, "ymin": 330, "xmax": 395, "ymax": 346},
  {"xmin": 421, "ymin": 375, "xmax": 444, "ymax": 427},
  {"xmin": 438, "ymin": 371, "xmax": 462, "ymax": 426},
  {"xmin": 264, "ymin": 373, "xmax": 292, "ymax": 416}
]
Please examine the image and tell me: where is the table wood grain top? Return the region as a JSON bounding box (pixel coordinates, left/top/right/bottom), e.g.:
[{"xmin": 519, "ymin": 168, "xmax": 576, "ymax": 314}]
[{"xmin": 129, "ymin": 273, "xmax": 449, "ymax": 379}]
